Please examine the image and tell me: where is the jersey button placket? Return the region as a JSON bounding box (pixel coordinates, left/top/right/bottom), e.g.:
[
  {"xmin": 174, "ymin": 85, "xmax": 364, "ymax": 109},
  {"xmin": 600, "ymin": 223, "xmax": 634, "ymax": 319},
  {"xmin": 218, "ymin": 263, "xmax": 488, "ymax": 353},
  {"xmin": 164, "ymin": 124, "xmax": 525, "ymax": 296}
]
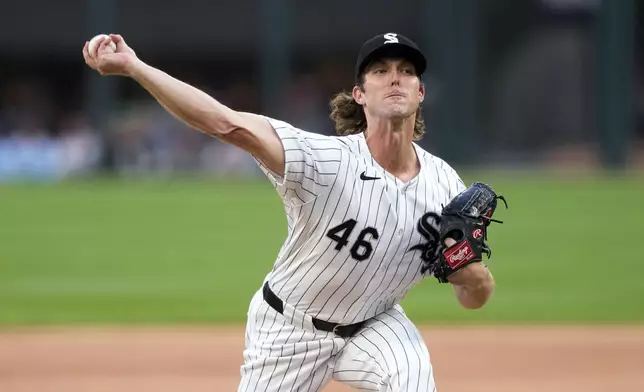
[{"xmin": 396, "ymin": 193, "xmax": 406, "ymax": 238}]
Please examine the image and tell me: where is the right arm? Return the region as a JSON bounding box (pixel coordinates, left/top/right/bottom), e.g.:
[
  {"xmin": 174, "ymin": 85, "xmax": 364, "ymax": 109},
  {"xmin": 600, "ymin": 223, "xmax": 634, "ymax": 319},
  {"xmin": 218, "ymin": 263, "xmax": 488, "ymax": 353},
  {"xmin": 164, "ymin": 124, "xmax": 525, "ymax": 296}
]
[
  {"xmin": 83, "ymin": 34, "xmax": 285, "ymax": 176},
  {"xmin": 82, "ymin": 33, "xmax": 342, "ymax": 204}
]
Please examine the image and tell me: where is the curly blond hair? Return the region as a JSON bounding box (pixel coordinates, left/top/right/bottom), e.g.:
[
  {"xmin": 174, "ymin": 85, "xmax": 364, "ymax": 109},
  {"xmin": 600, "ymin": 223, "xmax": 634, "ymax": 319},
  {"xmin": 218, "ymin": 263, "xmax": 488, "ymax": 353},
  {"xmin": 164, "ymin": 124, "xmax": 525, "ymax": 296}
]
[{"xmin": 329, "ymin": 87, "xmax": 426, "ymax": 141}]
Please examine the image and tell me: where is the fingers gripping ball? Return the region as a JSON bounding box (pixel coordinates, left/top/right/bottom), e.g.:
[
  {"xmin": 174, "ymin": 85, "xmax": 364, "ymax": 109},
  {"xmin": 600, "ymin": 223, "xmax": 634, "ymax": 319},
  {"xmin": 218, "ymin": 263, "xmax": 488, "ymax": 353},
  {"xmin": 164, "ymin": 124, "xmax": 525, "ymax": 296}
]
[
  {"xmin": 433, "ymin": 182, "xmax": 508, "ymax": 283},
  {"xmin": 88, "ymin": 34, "xmax": 116, "ymax": 57}
]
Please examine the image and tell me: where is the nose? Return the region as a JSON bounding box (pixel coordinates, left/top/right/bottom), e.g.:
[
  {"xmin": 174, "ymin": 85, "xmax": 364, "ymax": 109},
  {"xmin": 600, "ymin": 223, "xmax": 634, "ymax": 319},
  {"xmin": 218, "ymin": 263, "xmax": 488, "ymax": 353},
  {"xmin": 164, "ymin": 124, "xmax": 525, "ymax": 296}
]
[{"xmin": 390, "ymin": 69, "xmax": 401, "ymax": 86}]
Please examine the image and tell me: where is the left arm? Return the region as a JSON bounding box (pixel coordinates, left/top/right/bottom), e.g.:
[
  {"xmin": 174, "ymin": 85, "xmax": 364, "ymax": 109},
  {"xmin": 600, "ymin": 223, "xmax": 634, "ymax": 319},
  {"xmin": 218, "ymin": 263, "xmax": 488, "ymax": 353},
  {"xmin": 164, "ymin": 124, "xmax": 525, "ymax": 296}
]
[
  {"xmin": 436, "ymin": 166, "xmax": 504, "ymax": 310},
  {"xmin": 447, "ymin": 262, "xmax": 495, "ymax": 309}
]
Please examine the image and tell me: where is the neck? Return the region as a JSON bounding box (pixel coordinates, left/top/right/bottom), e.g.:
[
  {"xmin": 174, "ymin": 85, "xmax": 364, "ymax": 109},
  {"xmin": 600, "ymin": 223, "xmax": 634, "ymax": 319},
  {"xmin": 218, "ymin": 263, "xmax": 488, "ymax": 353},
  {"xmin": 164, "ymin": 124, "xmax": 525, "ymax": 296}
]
[{"xmin": 364, "ymin": 116, "xmax": 419, "ymax": 180}]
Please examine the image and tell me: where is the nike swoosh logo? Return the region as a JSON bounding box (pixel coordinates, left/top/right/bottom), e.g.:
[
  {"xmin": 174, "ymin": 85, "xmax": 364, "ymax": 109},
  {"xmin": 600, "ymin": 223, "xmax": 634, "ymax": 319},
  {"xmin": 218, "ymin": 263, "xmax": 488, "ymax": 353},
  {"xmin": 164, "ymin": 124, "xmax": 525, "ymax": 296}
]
[{"xmin": 360, "ymin": 171, "xmax": 381, "ymax": 181}]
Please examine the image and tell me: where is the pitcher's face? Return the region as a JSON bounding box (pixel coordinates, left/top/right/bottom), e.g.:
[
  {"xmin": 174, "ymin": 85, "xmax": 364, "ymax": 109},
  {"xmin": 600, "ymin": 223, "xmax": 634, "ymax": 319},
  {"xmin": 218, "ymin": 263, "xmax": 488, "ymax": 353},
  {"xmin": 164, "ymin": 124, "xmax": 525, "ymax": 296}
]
[{"xmin": 353, "ymin": 58, "xmax": 425, "ymax": 120}]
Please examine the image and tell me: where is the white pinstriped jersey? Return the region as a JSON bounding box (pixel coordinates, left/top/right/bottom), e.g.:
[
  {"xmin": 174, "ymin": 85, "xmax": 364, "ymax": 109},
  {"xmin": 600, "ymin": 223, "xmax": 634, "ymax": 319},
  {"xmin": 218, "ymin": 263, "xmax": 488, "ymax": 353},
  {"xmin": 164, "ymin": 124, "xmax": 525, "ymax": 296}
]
[{"xmin": 256, "ymin": 117, "xmax": 466, "ymax": 325}]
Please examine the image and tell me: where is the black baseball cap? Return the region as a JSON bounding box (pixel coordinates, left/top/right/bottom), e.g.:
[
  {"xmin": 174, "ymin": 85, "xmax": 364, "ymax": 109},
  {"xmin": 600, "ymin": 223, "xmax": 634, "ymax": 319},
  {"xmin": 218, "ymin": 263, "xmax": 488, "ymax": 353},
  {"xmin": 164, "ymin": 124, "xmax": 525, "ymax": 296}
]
[{"xmin": 354, "ymin": 32, "xmax": 427, "ymax": 82}]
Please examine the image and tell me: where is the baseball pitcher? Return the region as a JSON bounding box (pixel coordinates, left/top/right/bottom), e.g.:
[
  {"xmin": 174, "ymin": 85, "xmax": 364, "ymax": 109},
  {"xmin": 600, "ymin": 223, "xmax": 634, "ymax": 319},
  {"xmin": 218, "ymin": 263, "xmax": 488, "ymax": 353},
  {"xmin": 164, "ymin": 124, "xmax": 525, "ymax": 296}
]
[{"xmin": 83, "ymin": 31, "xmax": 506, "ymax": 392}]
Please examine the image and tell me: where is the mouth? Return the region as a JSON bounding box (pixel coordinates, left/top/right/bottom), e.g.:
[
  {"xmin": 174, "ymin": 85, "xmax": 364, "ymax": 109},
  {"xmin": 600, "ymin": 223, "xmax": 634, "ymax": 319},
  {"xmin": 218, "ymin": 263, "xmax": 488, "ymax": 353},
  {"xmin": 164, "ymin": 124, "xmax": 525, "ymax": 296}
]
[{"xmin": 385, "ymin": 93, "xmax": 406, "ymax": 99}]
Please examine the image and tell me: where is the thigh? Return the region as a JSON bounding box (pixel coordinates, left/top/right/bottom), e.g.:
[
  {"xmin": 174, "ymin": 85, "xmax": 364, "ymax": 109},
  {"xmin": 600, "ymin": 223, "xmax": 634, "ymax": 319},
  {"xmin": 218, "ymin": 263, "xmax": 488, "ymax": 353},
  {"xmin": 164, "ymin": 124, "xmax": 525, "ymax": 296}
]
[
  {"xmin": 333, "ymin": 305, "xmax": 435, "ymax": 392},
  {"xmin": 238, "ymin": 289, "xmax": 339, "ymax": 392}
]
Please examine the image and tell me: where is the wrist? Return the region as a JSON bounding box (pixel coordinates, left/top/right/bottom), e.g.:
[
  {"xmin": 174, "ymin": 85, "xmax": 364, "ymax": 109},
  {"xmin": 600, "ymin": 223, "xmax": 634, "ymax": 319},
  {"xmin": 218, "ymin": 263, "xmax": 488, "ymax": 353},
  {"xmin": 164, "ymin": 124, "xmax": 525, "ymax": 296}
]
[
  {"xmin": 125, "ymin": 58, "xmax": 147, "ymax": 79},
  {"xmin": 447, "ymin": 262, "xmax": 488, "ymax": 286},
  {"xmin": 448, "ymin": 263, "xmax": 495, "ymax": 309}
]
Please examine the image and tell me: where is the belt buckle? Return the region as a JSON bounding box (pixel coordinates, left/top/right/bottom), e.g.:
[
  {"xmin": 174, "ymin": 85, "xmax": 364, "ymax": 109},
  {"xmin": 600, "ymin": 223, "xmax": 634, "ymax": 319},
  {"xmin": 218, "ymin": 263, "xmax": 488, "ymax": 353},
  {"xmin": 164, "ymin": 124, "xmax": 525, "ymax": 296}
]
[{"xmin": 332, "ymin": 324, "xmax": 342, "ymax": 336}]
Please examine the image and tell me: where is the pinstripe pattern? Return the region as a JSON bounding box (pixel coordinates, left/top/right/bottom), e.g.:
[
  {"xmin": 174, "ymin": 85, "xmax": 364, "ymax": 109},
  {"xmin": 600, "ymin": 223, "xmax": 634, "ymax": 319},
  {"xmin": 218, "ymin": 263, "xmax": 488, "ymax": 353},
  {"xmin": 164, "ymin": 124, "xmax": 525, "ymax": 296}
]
[
  {"xmin": 241, "ymin": 117, "xmax": 465, "ymax": 391},
  {"xmin": 333, "ymin": 305, "xmax": 436, "ymax": 392},
  {"xmin": 239, "ymin": 290, "xmax": 343, "ymax": 392}
]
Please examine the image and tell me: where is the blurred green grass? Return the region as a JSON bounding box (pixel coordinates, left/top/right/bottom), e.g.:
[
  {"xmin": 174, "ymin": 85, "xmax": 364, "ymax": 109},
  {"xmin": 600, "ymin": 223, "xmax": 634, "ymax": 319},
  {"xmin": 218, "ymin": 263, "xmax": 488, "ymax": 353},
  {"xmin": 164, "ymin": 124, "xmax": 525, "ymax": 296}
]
[{"xmin": 1, "ymin": 172, "xmax": 643, "ymax": 325}]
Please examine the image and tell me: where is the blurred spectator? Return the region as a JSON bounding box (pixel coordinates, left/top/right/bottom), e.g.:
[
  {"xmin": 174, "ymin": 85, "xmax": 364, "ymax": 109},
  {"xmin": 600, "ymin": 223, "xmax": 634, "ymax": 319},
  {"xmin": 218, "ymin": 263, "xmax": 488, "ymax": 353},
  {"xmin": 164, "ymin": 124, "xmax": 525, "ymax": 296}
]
[{"xmin": 56, "ymin": 112, "xmax": 103, "ymax": 176}]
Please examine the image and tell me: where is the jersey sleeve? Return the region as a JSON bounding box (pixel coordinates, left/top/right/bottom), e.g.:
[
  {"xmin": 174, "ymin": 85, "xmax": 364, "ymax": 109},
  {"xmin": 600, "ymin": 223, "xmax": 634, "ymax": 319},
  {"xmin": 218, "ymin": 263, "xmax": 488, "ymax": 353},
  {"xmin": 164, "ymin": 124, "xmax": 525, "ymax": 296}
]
[
  {"xmin": 256, "ymin": 117, "xmax": 343, "ymax": 205},
  {"xmin": 447, "ymin": 166, "xmax": 467, "ymax": 200},
  {"xmin": 430, "ymin": 155, "xmax": 467, "ymax": 204}
]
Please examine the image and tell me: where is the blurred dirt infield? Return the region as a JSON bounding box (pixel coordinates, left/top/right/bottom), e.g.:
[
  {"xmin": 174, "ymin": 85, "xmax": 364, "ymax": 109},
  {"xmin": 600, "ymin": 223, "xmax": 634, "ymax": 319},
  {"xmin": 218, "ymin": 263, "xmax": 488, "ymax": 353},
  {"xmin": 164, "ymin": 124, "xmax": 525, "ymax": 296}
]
[{"xmin": 0, "ymin": 326, "xmax": 642, "ymax": 392}]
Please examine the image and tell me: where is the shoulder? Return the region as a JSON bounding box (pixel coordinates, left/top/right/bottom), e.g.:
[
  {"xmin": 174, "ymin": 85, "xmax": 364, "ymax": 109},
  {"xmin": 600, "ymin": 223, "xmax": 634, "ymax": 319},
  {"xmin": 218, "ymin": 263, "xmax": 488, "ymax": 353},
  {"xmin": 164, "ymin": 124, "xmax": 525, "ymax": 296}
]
[
  {"xmin": 261, "ymin": 115, "xmax": 336, "ymax": 144},
  {"xmin": 416, "ymin": 145, "xmax": 468, "ymax": 198},
  {"xmin": 262, "ymin": 115, "xmax": 363, "ymax": 154},
  {"xmin": 416, "ymin": 144, "xmax": 461, "ymax": 179}
]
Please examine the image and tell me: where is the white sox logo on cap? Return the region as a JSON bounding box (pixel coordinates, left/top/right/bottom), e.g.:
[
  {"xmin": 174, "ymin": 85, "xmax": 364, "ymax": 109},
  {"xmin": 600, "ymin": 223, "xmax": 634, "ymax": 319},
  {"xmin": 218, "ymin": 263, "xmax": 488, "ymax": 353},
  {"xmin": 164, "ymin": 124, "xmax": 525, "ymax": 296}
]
[{"xmin": 383, "ymin": 33, "xmax": 399, "ymax": 44}]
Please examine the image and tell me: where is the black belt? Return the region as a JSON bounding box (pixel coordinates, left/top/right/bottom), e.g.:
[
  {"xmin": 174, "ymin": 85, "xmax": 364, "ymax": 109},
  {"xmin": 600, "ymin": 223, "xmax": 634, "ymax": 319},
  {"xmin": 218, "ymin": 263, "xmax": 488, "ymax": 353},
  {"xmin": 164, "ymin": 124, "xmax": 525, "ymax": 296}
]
[{"xmin": 262, "ymin": 281, "xmax": 366, "ymax": 338}]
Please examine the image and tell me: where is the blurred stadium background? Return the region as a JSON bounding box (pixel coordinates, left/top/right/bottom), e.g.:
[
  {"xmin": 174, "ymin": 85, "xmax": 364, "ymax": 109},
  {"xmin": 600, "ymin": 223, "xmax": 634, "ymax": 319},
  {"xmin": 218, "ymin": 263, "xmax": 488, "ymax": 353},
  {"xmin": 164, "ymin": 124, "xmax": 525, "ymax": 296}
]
[
  {"xmin": 0, "ymin": 0, "xmax": 643, "ymax": 391},
  {"xmin": 0, "ymin": 0, "xmax": 643, "ymax": 178}
]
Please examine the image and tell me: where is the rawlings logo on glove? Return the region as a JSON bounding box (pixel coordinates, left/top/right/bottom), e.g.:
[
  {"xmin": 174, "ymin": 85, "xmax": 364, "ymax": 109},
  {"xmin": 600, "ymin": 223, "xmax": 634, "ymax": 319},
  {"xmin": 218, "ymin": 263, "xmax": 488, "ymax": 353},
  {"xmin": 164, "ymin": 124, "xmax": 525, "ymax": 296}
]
[
  {"xmin": 410, "ymin": 182, "xmax": 507, "ymax": 283},
  {"xmin": 443, "ymin": 241, "xmax": 475, "ymax": 269}
]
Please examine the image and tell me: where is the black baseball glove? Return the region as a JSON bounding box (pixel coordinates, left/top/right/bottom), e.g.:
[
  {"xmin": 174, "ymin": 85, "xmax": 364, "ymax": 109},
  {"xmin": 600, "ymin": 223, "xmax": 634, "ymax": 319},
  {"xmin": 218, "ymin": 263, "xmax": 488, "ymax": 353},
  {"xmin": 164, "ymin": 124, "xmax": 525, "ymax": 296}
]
[{"xmin": 411, "ymin": 182, "xmax": 507, "ymax": 283}]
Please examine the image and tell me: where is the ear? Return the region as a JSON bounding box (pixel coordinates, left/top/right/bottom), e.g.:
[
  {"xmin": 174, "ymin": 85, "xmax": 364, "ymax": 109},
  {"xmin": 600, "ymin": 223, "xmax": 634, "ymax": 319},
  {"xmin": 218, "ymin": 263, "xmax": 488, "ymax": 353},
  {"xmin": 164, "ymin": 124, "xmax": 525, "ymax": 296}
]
[
  {"xmin": 418, "ymin": 81, "xmax": 426, "ymax": 103},
  {"xmin": 352, "ymin": 85, "xmax": 366, "ymax": 105}
]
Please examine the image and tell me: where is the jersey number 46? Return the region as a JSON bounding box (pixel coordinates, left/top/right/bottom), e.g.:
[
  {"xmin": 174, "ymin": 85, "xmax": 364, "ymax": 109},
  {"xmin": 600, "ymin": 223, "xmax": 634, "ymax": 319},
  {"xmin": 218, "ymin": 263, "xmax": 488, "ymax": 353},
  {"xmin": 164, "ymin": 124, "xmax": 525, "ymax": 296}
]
[{"xmin": 326, "ymin": 219, "xmax": 380, "ymax": 262}]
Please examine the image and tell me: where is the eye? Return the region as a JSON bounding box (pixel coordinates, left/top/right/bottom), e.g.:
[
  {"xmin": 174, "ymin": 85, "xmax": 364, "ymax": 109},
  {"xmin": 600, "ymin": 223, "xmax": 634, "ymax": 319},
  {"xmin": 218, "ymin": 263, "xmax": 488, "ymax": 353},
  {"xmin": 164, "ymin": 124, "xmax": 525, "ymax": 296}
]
[
  {"xmin": 373, "ymin": 68, "xmax": 387, "ymax": 74},
  {"xmin": 401, "ymin": 67, "xmax": 414, "ymax": 75}
]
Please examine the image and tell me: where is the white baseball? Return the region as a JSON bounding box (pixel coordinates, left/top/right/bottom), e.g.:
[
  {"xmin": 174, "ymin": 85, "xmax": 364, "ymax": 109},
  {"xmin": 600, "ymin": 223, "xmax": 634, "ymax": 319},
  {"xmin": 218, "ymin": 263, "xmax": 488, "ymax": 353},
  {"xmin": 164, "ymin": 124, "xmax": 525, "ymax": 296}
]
[{"xmin": 88, "ymin": 34, "xmax": 116, "ymax": 57}]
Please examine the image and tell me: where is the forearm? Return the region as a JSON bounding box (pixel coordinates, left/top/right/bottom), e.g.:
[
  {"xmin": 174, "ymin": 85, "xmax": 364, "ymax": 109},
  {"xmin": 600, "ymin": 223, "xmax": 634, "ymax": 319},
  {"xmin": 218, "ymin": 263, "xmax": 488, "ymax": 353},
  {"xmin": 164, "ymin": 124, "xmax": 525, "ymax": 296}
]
[
  {"xmin": 448, "ymin": 263, "xmax": 495, "ymax": 309},
  {"xmin": 127, "ymin": 60, "xmax": 242, "ymax": 136}
]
